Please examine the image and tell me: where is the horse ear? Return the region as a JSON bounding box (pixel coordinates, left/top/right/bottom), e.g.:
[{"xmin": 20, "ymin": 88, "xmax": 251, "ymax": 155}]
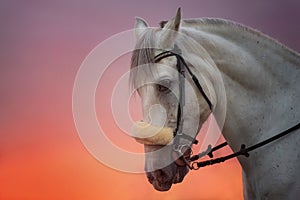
[
  {"xmin": 159, "ymin": 8, "xmax": 182, "ymax": 50},
  {"xmin": 163, "ymin": 7, "xmax": 181, "ymax": 31},
  {"xmin": 135, "ymin": 17, "xmax": 148, "ymax": 39}
]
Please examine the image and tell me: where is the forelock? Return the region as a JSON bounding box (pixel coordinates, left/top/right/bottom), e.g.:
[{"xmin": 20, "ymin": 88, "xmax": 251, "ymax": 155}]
[{"xmin": 130, "ymin": 29, "xmax": 158, "ymax": 91}]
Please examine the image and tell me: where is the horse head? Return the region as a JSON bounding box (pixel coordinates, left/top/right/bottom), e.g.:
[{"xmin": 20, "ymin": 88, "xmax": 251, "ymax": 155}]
[{"xmin": 130, "ymin": 8, "xmax": 215, "ymax": 191}]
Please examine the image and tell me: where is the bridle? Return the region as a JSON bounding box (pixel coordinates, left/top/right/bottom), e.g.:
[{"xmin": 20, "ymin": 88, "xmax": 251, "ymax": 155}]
[
  {"xmin": 154, "ymin": 44, "xmax": 212, "ymax": 167},
  {"xmin": 153, "ymin": 44, "xmax": 300, "ymax": 170},
  {"xmin": 154, "ymin": 45, "xmax": 212, "ymax": 143}
]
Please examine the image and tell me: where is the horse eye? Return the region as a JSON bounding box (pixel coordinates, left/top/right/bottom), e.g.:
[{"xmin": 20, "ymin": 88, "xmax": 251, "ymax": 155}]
[
  {"xmin": 157, "ymin": 80, "xmax": 171, "ymax": 93},
  {"xmin": 157, "ymin": 84, "xmax": 170, "ymax": 93}
]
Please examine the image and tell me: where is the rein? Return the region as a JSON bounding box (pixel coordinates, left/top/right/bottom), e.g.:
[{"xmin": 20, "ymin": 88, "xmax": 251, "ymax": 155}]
[
  {"xmin": 190, "ymin": 121, "xmax": 300, "ymax": 170},
  {"xmin": 153, "ymin": 45, "xmax": 300, "ymax": 170}
]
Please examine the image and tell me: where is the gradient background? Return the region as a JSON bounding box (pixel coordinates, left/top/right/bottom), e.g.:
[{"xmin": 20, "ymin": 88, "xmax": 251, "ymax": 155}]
[{"xmin": 1, "ymin": 0, "xmax": 300, "ymax": 199}]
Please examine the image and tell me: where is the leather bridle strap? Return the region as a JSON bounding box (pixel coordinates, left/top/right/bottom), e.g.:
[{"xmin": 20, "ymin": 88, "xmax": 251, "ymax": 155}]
[
  {"xmin": 154, "ymin": 45, "xmax": 213, "ymax": 111},
  {"xmin": 154, "ymin": 45, "xmax": 212, "ymax": 149}
]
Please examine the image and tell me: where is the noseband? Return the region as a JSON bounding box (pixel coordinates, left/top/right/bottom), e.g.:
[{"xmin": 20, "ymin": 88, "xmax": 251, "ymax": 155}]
[
  {"xmin": 153, "ymin": 44, "xmax": 300, "ymax": 170},
  {"xmin": 154, "ymin": 44, "xmax": 213, "ymax": 166}
]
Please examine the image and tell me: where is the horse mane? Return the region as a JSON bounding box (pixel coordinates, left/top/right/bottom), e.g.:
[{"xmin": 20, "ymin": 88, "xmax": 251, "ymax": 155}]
[
  {"xmin": 160, "ymin": 18, "xmax": 299, "ymax": 58},
  {"xmin": 182, "ymin": 18, "xmax": 300, "ymax": 58},
  {"xmin": 159, "ymin": 21, "xmax": 168, "ymax": 28}
]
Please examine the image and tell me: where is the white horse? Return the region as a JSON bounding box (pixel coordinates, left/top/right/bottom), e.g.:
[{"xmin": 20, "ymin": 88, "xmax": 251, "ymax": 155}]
[{"xmin": 130, "ymin": 8, "xmax": 300, "ymax": 199}]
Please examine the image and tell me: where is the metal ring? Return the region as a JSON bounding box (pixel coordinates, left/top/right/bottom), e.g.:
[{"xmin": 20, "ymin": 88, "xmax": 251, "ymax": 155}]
[{"xmin": 191, "ymin": 162, "xmax": 200, "ymax": 170}]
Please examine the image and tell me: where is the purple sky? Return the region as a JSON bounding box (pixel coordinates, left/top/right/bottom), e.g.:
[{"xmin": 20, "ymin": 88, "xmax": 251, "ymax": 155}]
[{"xmin": 1, "ymin": 0, "xmax": 299, "ymax": 123}]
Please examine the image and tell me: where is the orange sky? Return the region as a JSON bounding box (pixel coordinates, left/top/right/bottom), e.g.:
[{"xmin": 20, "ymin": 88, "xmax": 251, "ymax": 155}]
[
  {"xmin": 1, "ymin": 1, "xmax": 299, "ymax": 199},
  {"xmin": 1, "ymin": 115, "xmax": 243, "ymax": 199}
]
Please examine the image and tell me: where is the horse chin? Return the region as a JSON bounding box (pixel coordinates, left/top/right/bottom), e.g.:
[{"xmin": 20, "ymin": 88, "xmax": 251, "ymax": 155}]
[
  {"xmin": 152, "ymin": 180, "xmax": 172, "ymax": 191},
  {"xmin": 147, "ymin": 165, "xmax": 189, "ymax": 192}
]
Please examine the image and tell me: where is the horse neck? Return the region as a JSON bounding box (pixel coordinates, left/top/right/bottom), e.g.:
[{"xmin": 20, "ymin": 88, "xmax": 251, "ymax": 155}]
[{"xmin": 182, "ymin": 20, "xmax": 300, "ymax": 151}]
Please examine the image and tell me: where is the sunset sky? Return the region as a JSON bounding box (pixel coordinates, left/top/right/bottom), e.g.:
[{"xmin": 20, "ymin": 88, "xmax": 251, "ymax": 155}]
[{"xmin": 1, "ymin": 1, "xmax": 300, "ymax": 199}]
